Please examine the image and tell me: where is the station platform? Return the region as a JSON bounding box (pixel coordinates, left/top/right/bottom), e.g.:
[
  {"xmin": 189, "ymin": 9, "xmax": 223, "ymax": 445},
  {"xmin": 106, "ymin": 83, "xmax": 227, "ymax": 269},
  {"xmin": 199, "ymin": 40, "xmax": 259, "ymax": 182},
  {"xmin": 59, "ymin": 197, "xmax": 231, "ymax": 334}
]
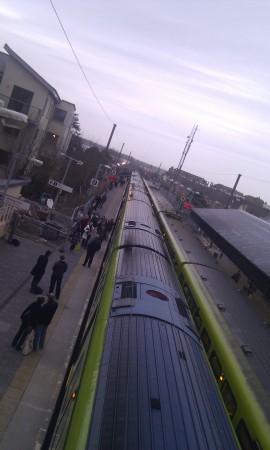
[{"xmin": 0, "ymin": 185, "xmax": 125, "ymax": 450}]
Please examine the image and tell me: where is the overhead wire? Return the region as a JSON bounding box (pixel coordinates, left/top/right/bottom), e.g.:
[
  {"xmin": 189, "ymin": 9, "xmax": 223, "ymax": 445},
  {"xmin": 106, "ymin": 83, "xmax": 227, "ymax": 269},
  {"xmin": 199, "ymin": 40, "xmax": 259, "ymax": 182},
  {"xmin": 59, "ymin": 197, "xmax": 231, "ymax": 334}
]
[{"xmin": 49, "ymin": 0, "xmax": 114, "ymax": 123}]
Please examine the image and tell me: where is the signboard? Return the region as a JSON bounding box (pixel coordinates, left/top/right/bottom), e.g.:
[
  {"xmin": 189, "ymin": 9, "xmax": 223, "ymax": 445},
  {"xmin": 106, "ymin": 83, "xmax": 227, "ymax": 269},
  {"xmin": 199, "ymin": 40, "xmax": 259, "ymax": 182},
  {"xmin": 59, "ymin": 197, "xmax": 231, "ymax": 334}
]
[
  {"xmin": 90, "ymin": 178, "xmax": 99, "ymax": 187},
  {"xmin": 48, "ymin": 179, "xmax": 73, "ymax": 193},
  {"xmin": 0, "ymin": 194, "xmax": 30, "ymax": 211}
]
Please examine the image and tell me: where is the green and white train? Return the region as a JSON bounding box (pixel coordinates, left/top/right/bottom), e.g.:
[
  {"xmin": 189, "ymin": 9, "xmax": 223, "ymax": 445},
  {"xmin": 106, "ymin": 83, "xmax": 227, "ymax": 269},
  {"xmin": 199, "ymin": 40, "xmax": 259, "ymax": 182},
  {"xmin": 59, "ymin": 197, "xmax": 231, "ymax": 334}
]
[{"xmin": 146, "ymin": 180, "xmax": 270, "ymax": 450}]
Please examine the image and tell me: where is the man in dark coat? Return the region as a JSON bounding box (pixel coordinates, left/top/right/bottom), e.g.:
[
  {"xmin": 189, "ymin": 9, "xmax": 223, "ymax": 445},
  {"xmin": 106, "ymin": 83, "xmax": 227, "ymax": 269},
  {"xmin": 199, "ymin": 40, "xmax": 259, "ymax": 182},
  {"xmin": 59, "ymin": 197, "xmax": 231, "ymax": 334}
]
[
  {"xmin": 12, "ymin": 296, "xmax": 45, "ymax": 350},
  {"xmin": 49, "ymin": 255, "xmax": 68, "ymax": 299},
  {"xmin": 30, "ymin": 250, "xmax": 51, "ymax": 293},
  {"xmin": 33, "ymin": 293, "xmax": 58, "ymax": 351},
  {"xmin": 82, "ymin": 235, "xmax": 101, "ymax": 268}
]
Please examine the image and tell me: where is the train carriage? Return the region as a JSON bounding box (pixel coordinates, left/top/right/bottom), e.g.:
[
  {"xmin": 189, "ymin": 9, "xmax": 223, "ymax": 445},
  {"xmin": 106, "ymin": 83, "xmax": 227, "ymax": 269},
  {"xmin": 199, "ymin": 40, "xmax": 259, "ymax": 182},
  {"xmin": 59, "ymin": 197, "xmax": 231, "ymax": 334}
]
[
  {"xmin": 43, "ymin": 172, "xmax": 238, "ymax": 450},
  {"xmin": 146, "ymin": 179, "xmax": 270, "ymax": 450}
]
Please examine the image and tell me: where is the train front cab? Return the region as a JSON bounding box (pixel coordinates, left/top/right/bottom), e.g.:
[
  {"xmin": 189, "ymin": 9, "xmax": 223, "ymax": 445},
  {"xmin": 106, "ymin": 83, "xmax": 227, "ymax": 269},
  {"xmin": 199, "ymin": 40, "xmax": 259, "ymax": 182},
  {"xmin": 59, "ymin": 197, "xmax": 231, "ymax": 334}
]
[{"xmin": 179, "ymin": 271, "xmax": 265, "ymax": 450}]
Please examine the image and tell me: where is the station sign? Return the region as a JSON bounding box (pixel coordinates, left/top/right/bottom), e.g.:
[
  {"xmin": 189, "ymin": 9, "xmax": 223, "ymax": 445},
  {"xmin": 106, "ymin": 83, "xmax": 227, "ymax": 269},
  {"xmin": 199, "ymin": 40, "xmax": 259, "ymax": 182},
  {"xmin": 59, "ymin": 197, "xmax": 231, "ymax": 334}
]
[
  {"xmin": 48, "ymin": 179, "xmax": 73, "ymax": 193},
  {"xmin": 90, "ymin": 178, "xmax": 99, "ymax": 187}
]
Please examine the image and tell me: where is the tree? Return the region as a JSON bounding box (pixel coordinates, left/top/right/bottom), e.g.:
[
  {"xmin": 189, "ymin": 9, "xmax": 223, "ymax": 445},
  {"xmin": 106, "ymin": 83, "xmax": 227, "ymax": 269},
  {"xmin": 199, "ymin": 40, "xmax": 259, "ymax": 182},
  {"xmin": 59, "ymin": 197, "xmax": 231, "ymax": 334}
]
[
  {"xmin": 64, "ymin": 147, "xmax": 112, "ymax": 193},
  {"xmin": 21, "ymin": 145, "xmax": 61, "ymax": 200}
]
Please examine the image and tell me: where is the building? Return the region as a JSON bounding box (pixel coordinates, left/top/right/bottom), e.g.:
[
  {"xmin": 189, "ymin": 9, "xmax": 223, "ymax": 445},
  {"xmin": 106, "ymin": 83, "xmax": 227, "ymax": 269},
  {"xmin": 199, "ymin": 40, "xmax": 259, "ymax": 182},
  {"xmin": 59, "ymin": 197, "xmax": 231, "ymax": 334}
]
[{"xmin": 0, "ymin": 44, "xmax": 75, "ymax": 178}]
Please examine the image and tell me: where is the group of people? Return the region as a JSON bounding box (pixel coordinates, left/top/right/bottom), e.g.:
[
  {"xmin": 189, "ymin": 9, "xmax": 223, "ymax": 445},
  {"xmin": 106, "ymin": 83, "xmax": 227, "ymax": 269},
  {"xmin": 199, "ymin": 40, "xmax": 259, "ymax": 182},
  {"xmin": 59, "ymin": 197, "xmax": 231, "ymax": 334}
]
[
  {"xmin": 69, "ymin": 210, "xmax": 114, "ymax": 253},
  {"xmin": 12, "ymin": 251, "xmax": 68, "ymax": 353},
  {"xmin": 11, "ymin": 193, "xmax": 116, "ymax": 354},
  {"xmin": 30, "ymin": 251, "xmax": 68, "ymax": 300}
]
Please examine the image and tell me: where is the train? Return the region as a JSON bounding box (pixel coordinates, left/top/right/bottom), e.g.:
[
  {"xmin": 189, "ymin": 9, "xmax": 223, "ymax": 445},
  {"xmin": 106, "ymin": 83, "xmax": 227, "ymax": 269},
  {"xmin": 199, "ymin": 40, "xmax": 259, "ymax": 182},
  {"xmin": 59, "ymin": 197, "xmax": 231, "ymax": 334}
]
[
  {"xmin": 42, "ymin": 171, "xmax": 238, "ymax": 449},
  {"xmin": 145, "ymin": 179, "xmax": 270, "ymax": 450}
]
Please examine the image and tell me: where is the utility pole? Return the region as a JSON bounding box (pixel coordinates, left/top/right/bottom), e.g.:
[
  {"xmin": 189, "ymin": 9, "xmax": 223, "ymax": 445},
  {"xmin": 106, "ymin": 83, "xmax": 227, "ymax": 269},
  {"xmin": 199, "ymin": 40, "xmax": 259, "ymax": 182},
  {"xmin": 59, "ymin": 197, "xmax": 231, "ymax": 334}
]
[
  {"xmin": 116, "ymin": 142, "xmax": 125, "ymax": 163},
  {"xmin": 225, "ymin": 174, "xmax": 242, "ymax": 209},
  {"xmin": 53, "ymin": 154, "xmax": 83, "ymax": 207},
  {"xmin": 105, "ymin": 123, "xmax": 117, "ymax": 150},
  {"xmin": 176, "ymin": 124, "xmax": 198, "ymax": 181}
]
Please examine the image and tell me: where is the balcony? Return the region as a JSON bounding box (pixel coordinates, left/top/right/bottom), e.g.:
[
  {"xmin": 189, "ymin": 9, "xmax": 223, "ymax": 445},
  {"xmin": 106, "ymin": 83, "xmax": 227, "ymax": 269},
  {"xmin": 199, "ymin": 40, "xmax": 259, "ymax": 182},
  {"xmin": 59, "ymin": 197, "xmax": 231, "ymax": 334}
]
[{"xmin": 0, "ymin": 93, "xmax": 42, "ymax": 125}]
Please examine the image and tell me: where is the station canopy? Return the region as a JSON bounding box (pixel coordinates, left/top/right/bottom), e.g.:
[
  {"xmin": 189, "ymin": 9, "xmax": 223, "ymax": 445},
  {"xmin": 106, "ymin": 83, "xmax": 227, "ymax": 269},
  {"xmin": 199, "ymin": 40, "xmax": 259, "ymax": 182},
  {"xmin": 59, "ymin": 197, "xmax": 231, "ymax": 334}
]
[{"xmin": 190, "ymin": 208, "xmax": 270, "ymax": 299}]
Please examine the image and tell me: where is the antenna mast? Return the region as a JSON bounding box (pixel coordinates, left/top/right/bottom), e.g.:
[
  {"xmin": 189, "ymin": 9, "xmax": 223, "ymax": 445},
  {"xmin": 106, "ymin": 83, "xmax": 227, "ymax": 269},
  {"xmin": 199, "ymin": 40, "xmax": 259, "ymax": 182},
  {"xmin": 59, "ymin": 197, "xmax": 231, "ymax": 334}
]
[{"xmin": 177, "ymin": 124, "xmax": 198, "ymax": 174}]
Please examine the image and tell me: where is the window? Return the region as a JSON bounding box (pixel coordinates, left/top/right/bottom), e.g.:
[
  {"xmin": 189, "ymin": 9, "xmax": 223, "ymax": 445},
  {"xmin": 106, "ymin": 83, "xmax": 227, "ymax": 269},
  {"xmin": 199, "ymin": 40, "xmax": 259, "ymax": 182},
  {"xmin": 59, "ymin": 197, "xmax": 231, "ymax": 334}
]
[
  {"xmin": 221, "ymin": 381, "xmax": 237, "ymax": 418},
  {"xmin": 175, "ymin": 297, "xmax": 189, "ymax": 317},
  {"xmin": 201, "ymin": 328, "xmax": 211, "ymax": 352},
  {"xmin": 194, "ymin": 313, "xmax": 202, "ymax": 330},
  {"xmin": 236, "ymin": 419, "xmax": 254, "ymax": 450},
  {"xmin": 0, "ymin": 149, "xmax": 10, "ymax": 166},
  {"xmin": 52, "ymin": 108, "xmax": 67, "ymax": 123},
  {"xmin": 121, "ymin": 282, "xmax": 137, "ymax": 299},
  {"xmin": 8, "ymin": 85, "xmax": 33, "ymax": 114},
  {"xmin": 182, "ymin": 282, "xmax": 199, "ymax": 315},
  {"xmin": 209, "ymin": 351, "xmax": 222, "ymax": 382}
]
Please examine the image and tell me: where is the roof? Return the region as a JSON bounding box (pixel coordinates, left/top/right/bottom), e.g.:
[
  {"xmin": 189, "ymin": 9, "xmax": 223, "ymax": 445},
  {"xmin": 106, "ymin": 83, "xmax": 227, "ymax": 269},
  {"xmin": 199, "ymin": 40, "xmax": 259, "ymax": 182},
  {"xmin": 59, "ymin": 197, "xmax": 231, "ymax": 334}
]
[
  {"xmin": 4, "ymin": 44, "xmax": 61, "ymax": 102},
  {"xmin": 190, "ymin": 208, "xmax": 270, "ymax": 298},
  {"xmin": 0, "ymin": 178, "xmax": 30, "ymax": 189}
]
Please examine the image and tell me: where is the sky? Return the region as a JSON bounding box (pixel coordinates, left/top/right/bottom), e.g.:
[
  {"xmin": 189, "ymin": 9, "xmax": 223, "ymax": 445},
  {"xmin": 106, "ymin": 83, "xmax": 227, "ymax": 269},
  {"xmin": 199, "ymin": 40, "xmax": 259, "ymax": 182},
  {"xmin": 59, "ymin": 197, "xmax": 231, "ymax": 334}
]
[{"xmin": 1, "ymin": 0, "xmax": 270, "ymax": 203}]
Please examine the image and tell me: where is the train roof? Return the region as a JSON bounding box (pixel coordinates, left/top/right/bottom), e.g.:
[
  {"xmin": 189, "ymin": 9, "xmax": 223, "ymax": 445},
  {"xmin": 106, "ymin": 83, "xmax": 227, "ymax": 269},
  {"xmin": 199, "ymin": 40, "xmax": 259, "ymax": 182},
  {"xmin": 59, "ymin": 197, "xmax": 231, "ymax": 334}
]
[
  {"xmin": 146, "ymin": 185, "xmax": 270, "ymax": 400},
  {"xmin": 190, "ymin": 208, "xmax": 270, "ymax": 299}
]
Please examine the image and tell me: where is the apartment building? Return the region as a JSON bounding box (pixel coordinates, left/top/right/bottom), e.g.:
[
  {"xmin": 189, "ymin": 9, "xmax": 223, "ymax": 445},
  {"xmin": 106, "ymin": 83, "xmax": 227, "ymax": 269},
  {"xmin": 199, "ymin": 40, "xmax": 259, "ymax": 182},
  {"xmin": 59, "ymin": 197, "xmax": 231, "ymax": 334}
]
[{"xmin": 0, "ymin": 44, "xmax": 75, "ymax": 178}]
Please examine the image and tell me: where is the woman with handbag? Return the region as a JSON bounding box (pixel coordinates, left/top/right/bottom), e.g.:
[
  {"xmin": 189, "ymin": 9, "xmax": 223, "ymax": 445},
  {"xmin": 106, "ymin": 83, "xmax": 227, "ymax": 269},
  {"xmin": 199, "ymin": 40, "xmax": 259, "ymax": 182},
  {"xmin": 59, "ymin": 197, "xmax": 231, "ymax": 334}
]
[{"xmin": 12, "ymin": 296, "xmax": 45, "ymax": 351}]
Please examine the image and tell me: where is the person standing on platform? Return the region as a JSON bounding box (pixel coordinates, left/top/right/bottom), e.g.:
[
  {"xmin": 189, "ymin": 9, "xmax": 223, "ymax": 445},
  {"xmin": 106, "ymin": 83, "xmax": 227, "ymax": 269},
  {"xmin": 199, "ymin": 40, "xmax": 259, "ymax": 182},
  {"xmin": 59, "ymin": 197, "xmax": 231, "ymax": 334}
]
[
  {"xmin": 12, "ymin": 296, "xmax": 45, "ymax": 350},
  {"xmin": 33, "ymin": 293, "xmax": 58, "ymax": 351},
  {"xmin": 69, "ymin": 226, "xmax": 81, "ymax": 253},
  {"xmin": 82, "ymin": 235, "xmax": 101, "ymax": 268},
  {"xmin": 49, "ymin": 255, "xmax": 68, "ymax": 299},
  {"xmin": 81, "ymin": 222, "xmax": 93, "ymax": 249},
  {"xmin": 30, "ymin": 250, "xmax": 51, "ymax": 294},
  {"xmin": 7, "ymin": 210, "xmax": 21, "ymax": 244}
]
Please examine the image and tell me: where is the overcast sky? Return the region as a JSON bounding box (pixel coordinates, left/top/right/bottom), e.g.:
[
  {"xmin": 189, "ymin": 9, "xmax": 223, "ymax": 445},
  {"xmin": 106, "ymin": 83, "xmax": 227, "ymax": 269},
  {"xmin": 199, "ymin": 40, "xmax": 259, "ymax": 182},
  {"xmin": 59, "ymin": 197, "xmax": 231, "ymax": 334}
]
[{"xmin": 1, "ymin": 0, "xmax": 270, "ymax": 203}]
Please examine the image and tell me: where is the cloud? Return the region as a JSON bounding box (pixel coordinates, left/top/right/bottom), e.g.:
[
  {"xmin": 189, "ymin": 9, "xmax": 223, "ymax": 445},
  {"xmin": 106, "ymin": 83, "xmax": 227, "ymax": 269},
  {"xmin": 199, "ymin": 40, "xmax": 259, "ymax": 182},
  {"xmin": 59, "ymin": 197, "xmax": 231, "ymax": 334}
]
[{"xmin": 0, "ymin": 5, "xmax": 22, "ymax": 19}]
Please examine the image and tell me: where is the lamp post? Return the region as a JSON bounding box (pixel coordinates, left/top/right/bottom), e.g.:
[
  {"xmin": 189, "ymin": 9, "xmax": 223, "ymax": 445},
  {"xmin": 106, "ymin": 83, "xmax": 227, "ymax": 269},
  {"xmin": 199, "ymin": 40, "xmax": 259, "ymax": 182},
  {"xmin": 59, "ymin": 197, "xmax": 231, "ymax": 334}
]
[
  {"xmin": 53, "ymin": 153, "xmax": 83, "ymax": 207},
  {"xmin": 0, "ymin": 153, "xmax": 43, "ymax": 208}
]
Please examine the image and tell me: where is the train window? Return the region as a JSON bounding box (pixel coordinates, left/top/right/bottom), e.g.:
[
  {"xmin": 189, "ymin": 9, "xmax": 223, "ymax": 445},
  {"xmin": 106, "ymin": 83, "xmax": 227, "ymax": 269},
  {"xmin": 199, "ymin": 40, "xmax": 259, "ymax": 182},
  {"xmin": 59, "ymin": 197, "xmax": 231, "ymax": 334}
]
[
  {"xmin": 209, "ymin": 352, "xmax": 222, "ymax": 381},
  {"xmin": 146, "ymin": 290, "xmax": 168, "ymax": 301},
  {"xmin": 178, "ymin": 272, "xmax": 185, "ymax": 284},
  {"xmin": 121, "ymin": 282, "xmax": 137, "ymax": 298},
  {"xmin": 175, "ymin": 297, "xmax": 189, "ymax": 317},
  {"xmin": 236, "ymin": 419, "xmax": 254, "ymax": 450},
  {"xmin": 220, "ymin": 381, "xmax": 237, "ymax": 418},
  {"xmin": 182, "ymin": 283, "xmax": 198, "ymax": 315},
  {"xmin": 200, "ymin": 328, "xmax": 211, "ymax": 352},
  {"xmin": 194, "ymin": 313, "xmax": 202, "ymax": 330}
]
